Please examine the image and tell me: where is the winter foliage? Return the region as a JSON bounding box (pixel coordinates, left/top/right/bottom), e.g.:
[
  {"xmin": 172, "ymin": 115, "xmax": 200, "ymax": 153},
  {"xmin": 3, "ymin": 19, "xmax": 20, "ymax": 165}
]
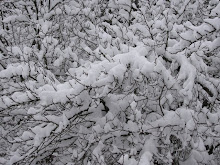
[{"xmin": 0, "ymin": 0, "xmax": 220, "ymax": 164}]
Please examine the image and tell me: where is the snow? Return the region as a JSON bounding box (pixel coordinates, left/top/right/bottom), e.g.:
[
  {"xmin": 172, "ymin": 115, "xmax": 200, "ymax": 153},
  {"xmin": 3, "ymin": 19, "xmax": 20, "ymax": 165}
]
[
  {"xmin": 3, "ymin": 15, "xmax": 17, "ymax": 23},
  {"xmin": 104, "ymin": 123, "xmax": 112, "ymax": 133},
  {"xmin": 166, "ymin": 93, "xmax": 174, "ymax": 104},
  {"xmin": 1, "ymin": 0, "xmax": 220, "ymax": 164},
  {"xmin": 207, "ymin": 112, "xmax": 218, "ymax": 124},
  {"xmin": 111, "ymin": 145, "xmax": 120, "ymax": 154},
  {"xmin": 176, "ymin": 108, "xmax": 194, "ymax": 122},
  {"xmin": 190, "ymin": 150, "xmax": 206, "ymax": 163},
  {"xmin": 186, "ymin": 119, "xmax": 195, "ymax": 131},
  {"xmin": 106, "ymin": 111, "xmax": 114, "ymax": 121},
  {"xmin": 135, "ymin": 109, "xmax": 142, "ymax": 121},
  {"xmin": 118, "ymin": 154, "xmax": 138, "ymax": 165},
  {"xmin": 130, "ymin": 101, "xmax": 137, "ymax": 110},
  {"xmin": 173, "ymin": 53, "xmax": 197, "ymax": 104},
  {"xmin": 64, "ymin": 5, "xmax": 71, "ymax": 14},
  {"xmin": 147, "ymin": 108, "xmax": 195, "ymax": 129},
  {"xmin": 92, "ymin": 141, "xmax": 105, "ymax": 162},
  {"xmin": 109, "ymin": 64, "xmax": 126, "ymax": 83},
  {"xmin": 113, "ymin": 48, "xmax": 154, "ymax": 75},
  {"xmin": 93, "ymin": 124, "xmax": 103, "ymax": 134},
  {"xmin": 21, "ymin": 131, "xmax": 34, "ymax": 140},
  {"xmin": 142, "ymin": 136, "xmax": 158, "ymax": 155},
  {"xmin": 27, "ymin": 107, "xmax": 42, "ymax": 115},
  {"xmin": 211, "ymin": 2, "xmax": 220, "ymax": 16},
  {"xmin": 119, "ymin": 9, "xmax": 129, "ymax": 20},
  {"xmin": 209, "ymin": 37, "xmax": 220, "ymax": 51},
  {"xmin": 190, "ymin": 52, "xmax": 207, "ymax": 73},
  {"xmin": 1, "ymin": 96, "xmax": 15, "ymax": 107},
  {"xmin": 56, "ymin": 8, "xmax": 62, "ymax": 15},
  {"xmin": 214, "ymin": 125, "xmax": 220, "ymax": 133},
  {"xmin": 204, "ymin": 17, "xmax": 220, "ymax": 30},
  {"xmin": 41, "ymin": 21, "xmax": 51, "ymax": 34},
  {"xmin": 155, "ymin": 58, "xmax": 178, "ymax": 89},
  {"xmin": 9, "ymin": 154, "xmax": 23, "ymax": 165},
  {"xmin": 124, "ymin": 120, "xmax": 139, "ymax": 132},
  {"xmin": 0, "ymin": 158, "xmax": 6, "ymax": 164},
  {"xmin": 11, "ymin": 92, "xmax": 30, "ymax": 103},
  {"xmin": 139, "ymin": 151, "xmax": 152, "ymax": 165},
  {"xmin": 12, "ymin": 46, "xmax": 22, "ymax": 56},
  {"xmin": 55, "ymin": 122, "xmax": 64, "ymax": 133},
  {"xmin": 31, "ymin": 123, "xmax": 56, "ymax": 146},
  {"xmin": 0, "ymin": 63, "xmax": 38, "ymax": 79},
  {"xmin": 62, "ymin": 113, "xmax": 69, "ymax": 128}
]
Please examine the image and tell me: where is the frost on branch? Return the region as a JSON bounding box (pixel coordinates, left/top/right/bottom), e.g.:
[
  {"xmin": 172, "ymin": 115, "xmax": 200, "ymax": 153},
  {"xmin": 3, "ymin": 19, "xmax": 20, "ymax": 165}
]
[{"xmin": 0, "ymin": 0, "xmax": 220, "ymax": 164}]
